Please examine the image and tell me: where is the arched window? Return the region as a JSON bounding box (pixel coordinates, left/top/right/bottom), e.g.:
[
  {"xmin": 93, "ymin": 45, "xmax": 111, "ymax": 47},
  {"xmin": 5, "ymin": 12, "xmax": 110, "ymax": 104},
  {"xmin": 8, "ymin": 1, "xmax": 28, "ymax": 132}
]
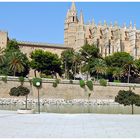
[{"xmin": 73, "ymin": 17, "xmax": 74, "ymax": 22}]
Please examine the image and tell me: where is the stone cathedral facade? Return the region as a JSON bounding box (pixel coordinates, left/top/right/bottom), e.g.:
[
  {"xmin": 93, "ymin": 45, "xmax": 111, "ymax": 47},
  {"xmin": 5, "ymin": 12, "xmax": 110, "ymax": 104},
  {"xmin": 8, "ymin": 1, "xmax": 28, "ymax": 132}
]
[
  {"xmin": 0, "ymin": 2, "xmax": 140, "ymax": 60},
  {"xmin": 64, "ymin": 2, "xmax": 140, "ymax": 59}
]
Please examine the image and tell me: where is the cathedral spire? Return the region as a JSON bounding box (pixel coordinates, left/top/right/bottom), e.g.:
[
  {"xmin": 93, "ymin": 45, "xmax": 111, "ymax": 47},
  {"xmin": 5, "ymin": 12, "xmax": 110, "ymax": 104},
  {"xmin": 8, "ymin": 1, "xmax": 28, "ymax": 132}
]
[
  {"xmin": 71, "ymin": 2, "xmax": 76, "ymax": 11},
  {"xmin": 129, "ymin": 21, "xmax": 132, "ymax": 29},
  {"xmin": 66, "ymin": 9, "xmax": 70, "ymax": 18},
  {"xmin": 79, "ymin": 10, "xmax": 84, "ymax": 24},
  {"xmin": 123, "ymin": 22, "xmax": 126, "ymax": 29},
  {"xmin": 134, "ymin": 22, "xmax": 136, "ymax": 30}
]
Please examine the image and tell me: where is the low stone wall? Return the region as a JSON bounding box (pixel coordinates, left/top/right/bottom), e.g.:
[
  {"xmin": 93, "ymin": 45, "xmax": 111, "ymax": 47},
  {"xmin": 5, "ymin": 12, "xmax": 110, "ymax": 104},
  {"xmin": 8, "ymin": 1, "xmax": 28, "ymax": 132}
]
[
  {"xmin": 0, "ymin": 76, "xmax": 140, "ymax": 102},
  {"xmin": 0, "ymin": 98, "xmax": 117, "ymax": 106}
]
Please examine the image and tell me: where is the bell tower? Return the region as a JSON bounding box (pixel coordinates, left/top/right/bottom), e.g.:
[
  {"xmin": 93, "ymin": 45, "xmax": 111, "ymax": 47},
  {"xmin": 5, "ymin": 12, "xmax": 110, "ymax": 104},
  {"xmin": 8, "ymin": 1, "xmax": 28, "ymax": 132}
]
[{"xmin": 64, "ymin": 2, "xmax": 78, "ymax": 48}]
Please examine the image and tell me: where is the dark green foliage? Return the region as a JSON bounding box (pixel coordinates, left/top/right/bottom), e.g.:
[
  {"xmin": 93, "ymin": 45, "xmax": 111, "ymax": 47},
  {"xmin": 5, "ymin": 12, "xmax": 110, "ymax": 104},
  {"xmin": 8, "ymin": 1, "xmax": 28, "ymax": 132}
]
[
  {"xmin": 30, "ymin": 49, "xmax": 62, "ymax": 78},
  {"xmin": 99, "ymin": 79, "xmax": 107, "ymax": 86},
  {"xmin": 9, "ymin": 86, "xmax": 30, "ymax": 96},
  {"xmin": 61, "ymin": 49, "xmax": 75, "ymax": 79},
  {"xmin": 32, "ymin": 77, "xmax": 42, "ymax": 88},
  {"xmin": 19, "ymin": 76, "xmax": 24, "ymax": 85},
  {"xmin": 1, "ymin": 76, "xmax": 7, "ymax": 83},
  {"xmin": 86, "ymin": 80, "xmax": 93, "ymax": 91},
  {"xmin": 53, "ymin": 82, "xmax": 57, "ymax": 88},
  {"xmin": 115, "ymin": 90, "xmax": 140, "ymax": 106},
  {"xmin": 0, "ymin": 40, "xmax": 30, "ymax": 77},
  {"xmin": 79, "ymin": 44, "xmax": 102, "ymax": 79},
  {"xmin": 79, "ymin": 80, "xmax": 85, "ymax": 88},
  {"xmin": 105, "ymin": 52, "xmax": 133, "ymax": 68},
  {"xmin": 52, "ymin": 79, "xmax": 60, "ymax": 88},
  {"xmin": 56, "ymin": 79, "xmax": 60, "ymax": 84},
  {"xmin": 114, "ymin": 80, "xmax": 121, "ymax": 83},
  {"xmin": 115, "ymin": 90, "xmax": 140, "ymax": 114}
]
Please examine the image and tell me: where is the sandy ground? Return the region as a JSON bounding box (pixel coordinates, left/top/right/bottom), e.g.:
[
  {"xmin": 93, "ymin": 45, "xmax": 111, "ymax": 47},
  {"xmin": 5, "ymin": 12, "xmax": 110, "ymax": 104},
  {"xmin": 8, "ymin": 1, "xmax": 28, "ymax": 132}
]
[{"xmin": 0, "ymin": 110, "xmax": 140, "ymax": 138}]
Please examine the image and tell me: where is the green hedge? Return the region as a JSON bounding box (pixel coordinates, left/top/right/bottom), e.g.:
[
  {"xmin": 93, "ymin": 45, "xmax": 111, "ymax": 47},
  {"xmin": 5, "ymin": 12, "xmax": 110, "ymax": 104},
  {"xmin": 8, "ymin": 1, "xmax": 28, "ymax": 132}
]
[
  {"xmin": 19, "ymin": 76, "xmax": 24, "ymax": 85},
  {"xmin": 9, "ymin": 86, "xmax": 30, "ymax": 96},
  {"xmin": 86, "ymin": 80, "xmax": 93, "ymax": 91},
  {"xmin": 79, "ymin": 80, "xmax": 85, "ymax": 88},
  {"xmin": 99, "ymin": 79, "xmax": 107, "ymax": 86},
  {"xmin": 1, "ymin": 76, "xmax": 7, "ymax": 83}
]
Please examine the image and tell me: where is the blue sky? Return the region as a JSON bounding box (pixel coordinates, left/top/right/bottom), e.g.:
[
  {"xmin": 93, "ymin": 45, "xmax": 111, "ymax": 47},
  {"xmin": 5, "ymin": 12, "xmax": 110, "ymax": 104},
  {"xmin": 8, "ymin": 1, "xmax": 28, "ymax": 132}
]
[{"xmin": 0, "ymin": 2, "xmax": 140, "ymax": 44}]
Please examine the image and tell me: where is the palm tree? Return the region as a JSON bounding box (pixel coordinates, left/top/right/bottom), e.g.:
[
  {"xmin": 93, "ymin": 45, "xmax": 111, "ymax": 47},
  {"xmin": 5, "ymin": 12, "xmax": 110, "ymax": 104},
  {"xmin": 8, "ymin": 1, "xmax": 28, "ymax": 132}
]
[
  {"xmin": 124, "ymin": 60, "xmax": 135, "ymax": 83},
  {"xmin": 9, "ymin": 52, "xmax": 25, "ymax": 76},
  {"xmin": 113, "ymin": 67, "xmax": 124, "ymax": 81},
  {"xmin": 72, "ymin": 52, "xmax": 82, "ymax": 80},
  {"xmin": 95, "ymin": 65, "xmax": 107, "ymax": 80}
]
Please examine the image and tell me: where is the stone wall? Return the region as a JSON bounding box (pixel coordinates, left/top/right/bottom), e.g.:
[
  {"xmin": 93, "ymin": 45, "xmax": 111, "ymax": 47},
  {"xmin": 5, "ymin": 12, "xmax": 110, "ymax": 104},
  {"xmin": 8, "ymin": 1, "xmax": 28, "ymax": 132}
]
[{"xmin": 0, "ymin": 76, "xmax": 140, "ymax": 100}]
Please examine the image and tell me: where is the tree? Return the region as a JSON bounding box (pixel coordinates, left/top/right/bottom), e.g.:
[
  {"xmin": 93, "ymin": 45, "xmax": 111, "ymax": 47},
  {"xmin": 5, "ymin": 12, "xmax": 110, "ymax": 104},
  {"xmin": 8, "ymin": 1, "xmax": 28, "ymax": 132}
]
[
  {"xmin": 61, "ymin": 49, "xmax": 75, "ymax": 79},
  {"xmin": 105, "ymin": 52, "xmax": 134, "ymax": 82},
  {"xmin": 80, "ymin": 44, "xmax": 101, "ymax": 80},
  {"xmin": 9, "ymin": 85, "xmax": 30, "ymax": 110},
  {"xmin": 115, "ymin": 90, "xmax": 140, "ymax": 114},
  {"xmin": 0, "ymin": 40, "xmax": 30, "ymax": 77},
  {"xmin": 112, "ymin": 67, "xmax": 124, "ymax": 81},
  {"xmin": 94, "ymin": 59, "xmax": 107, "ymax": 80},
  {"xmin": 30, "ymin": 49, "xmax": 62, "ymax": 78}
]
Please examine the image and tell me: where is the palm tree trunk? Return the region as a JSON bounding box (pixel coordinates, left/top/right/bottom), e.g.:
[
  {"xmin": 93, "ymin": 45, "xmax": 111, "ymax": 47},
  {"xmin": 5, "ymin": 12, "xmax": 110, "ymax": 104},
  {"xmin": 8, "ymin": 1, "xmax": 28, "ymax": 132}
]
[
  {"xmin": 97, "ymin": 73, "xmax": 99, "ymax": 81},
  {"xmin": 128, "ymin": 65, "xmax": 131, "ymax": 83},
  {"xmin": 34, "ymin": 70, "xmax": 37, "ymax": 77},
  {"xmin": 132, "ymin": 104, "xmax": 134, "ymax": 114},
  {"xmin": 25, "ymin": 95, "xmax": 28, "ymax": 110},
  {"xmin": 74, "ymin": 62, "xmax": 77, "ymax": 80},
  {"xmin": 65, "ymin": 60, "xmax": 67, "ymax": 79},
  {"xmin": 14, "ymin": 69, "xmax": 16, "ymax": 77}
]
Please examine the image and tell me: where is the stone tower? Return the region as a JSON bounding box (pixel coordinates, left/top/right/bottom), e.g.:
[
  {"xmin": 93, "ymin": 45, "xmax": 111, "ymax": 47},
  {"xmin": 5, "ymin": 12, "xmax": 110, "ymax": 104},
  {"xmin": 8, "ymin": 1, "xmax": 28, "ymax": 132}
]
[
  {"xmin": 0, "ymin": 31, "xmax": 8, "ymax": 49},
  {"xmin": 64, "ymin": 2, "xmax": 79, "ymax": 49},
  {"xmin": 64, "ymin": 2, "xmax": 140, "ymax": 59}
]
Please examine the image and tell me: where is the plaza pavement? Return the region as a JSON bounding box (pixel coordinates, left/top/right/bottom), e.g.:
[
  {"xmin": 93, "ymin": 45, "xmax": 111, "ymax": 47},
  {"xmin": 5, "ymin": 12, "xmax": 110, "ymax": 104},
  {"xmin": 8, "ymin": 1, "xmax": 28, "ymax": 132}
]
[{"xmin": 0, "ymin": 110, "xmax": 140, "ymax": 138}]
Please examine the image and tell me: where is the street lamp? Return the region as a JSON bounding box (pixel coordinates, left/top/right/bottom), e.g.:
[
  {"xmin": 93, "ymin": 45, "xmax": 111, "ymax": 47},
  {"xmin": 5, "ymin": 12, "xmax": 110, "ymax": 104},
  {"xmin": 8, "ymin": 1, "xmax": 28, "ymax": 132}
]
[{"xmin": 36, "ymin": 81, "xmax": 41, "ymax": 114}]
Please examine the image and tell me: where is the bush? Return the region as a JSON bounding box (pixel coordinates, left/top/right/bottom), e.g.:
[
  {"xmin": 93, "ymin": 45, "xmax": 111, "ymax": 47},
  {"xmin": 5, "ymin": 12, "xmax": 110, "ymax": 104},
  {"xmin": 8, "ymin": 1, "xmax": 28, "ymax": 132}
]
[
  {"xmin": 79, "ymin": 80, "xmax": 85, "ymax": 88},
  {"xmin": 9, "ymin": 85, "xmax": 30, "ymax": 96},
  {"xmin": 69, "ymin": 80, "xmax": 73, "ymax": 84},
  {"xmin": 56, "ymin": 79, "xmax": 60, "ymax": 84},
  {"xmin": 99, "ymin": 79, "xmax": 107, "ymax": 86},
  {"xmin": 86, "ymin": 80, "xmax": 93, "ymax": 91},
  {"xmin": 32, "ymin": 77, "xmax": 42, "ymax": 88},
  {"xmin": 115, "ymin": 90, "xmax": 140, "ymax": 114},
  {"xmin": 1, "ymin": 76, "xmax": 7, "ymax": 83},
  {"xmin": 19, "ymin": 76, "xmax": 24, "ymax": 85},
  {"xmin": 53, "ymin": 82, "xmax": 57, "ymax": 88},
  {"xmin": 114, "ymin": 80, "xmax": 121, "ymax": 83}
]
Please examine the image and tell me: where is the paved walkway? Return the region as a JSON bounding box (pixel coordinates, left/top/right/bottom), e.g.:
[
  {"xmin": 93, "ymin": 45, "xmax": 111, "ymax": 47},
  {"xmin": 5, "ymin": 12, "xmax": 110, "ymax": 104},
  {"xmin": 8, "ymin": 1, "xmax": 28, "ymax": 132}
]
[{"xmin": 0, "ymin": 110, "xmax": 140, "ymax": 138}]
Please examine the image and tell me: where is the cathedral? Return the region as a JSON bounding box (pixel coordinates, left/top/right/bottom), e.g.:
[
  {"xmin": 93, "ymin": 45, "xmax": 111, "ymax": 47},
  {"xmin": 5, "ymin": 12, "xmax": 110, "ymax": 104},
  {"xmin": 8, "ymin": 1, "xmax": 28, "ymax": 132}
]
[
  {"xmin": 0, "ymin": 2, "xmax": 140, "ymax": 59},
  {"xmin": 64, "ymin": 2, "xmax": 140, "ymax": 59}
]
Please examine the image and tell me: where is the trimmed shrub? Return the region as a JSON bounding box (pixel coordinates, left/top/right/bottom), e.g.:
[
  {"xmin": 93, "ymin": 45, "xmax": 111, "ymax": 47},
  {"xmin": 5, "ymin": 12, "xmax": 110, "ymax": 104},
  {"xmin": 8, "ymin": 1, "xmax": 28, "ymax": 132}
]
[
  {"xmin": 1, "ymin": 76, "xmax": 7, "ymax": 83},
  {"xmin": 115, "ymin": 90, "xmax": 140, "ymax": 114},
  {"xmin": 69, "ymin": 80, "xmax": 73, "ymax": 84},
  {"xmin": 53, "ymin": 82, "xmax": 57, "ymax": 88},
  {"xmin": 86, "ymin": 80, "xmax": 93, "ymax": 91},
  {"xmin": 56, "ymin": 79, "xmax": 60, "ymax": 84},
  {"xmin": 19, "ymin": 76, "xmax": 24, "ymax": 85},
  {"xmin": 9, "ymin": 86, "xmax": 30, "ymax": 97},
  {"xmin": 32, "ymin": 77, "xmax": 42, "ymax": 88},
  {"xmin": 114, "ymin": 80, "xmax": 121, "ymax": 83},
  {"xmin": 79, "ymin": 80, "xmax": 85, "ymax": 88},
  {"xmin": 99, "ymin": 79, "xmax": 107, "ymax": 86}
]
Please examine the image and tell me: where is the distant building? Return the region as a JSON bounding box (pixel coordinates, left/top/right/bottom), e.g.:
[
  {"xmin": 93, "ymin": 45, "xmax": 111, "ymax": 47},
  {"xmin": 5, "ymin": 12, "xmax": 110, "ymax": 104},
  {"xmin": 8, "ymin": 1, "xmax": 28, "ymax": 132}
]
[
  {"xmin": 0, "ymin": 2, "xmax": 140, "ymax": 60},
  {"xmin": 64, "ymin": 2, "xmax": 140, "ymax": 59}
]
